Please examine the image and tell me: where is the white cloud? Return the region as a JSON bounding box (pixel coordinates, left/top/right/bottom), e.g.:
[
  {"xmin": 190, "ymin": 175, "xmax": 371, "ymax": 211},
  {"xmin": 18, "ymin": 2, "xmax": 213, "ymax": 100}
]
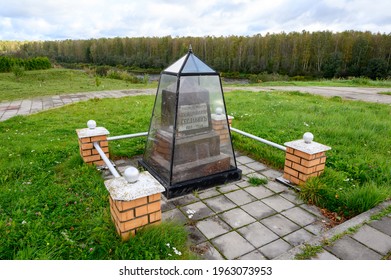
[{"xmin": 0, "ymin": 0, "xmax": 389, "ymax": 40}]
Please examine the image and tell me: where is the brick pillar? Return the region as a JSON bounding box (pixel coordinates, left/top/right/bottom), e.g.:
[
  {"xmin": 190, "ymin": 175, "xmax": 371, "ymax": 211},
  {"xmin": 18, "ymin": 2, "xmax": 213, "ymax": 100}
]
[
  {"xmin": 211, "ymin": 110, "xmax": 234, "ymax": 145},
  {"xmin": 104, "ymin": 171, "xmax": 165, "ymax": 240},
  {"xmin": 283, "ymin": 133, "xmax": 331, "ymax": 186},
  {"xmin": 76, "ymin": 120, "xmax": 109, "ymax": 166}
]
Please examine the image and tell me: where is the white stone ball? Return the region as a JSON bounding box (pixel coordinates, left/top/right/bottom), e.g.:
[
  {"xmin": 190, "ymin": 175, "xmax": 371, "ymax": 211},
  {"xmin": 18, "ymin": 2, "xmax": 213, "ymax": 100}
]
[
  {"xmin": 303, "ymin": 132, "xmax": 314, "ymax": 144},
  {"xmin": 124, "ymin": 167, "xmax": 140, "ymax": 183},
  {"xmin": 215, "ymin": 107, "xmax": 223, "ymax": 115},
  {"xmin": 87, "ymin": 120, "xmax": 97, "ymax": 129}
]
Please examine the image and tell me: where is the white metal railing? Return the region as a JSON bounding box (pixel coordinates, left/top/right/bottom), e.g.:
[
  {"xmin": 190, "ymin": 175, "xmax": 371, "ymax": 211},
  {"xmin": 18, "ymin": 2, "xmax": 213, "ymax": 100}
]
[
  {"xmin": 230, "ymin": 127, "xmax": 286, "ymax": 151},
  {"xmin": 93, "ymin": 141, "xmax": 121, "ymax": 178}
]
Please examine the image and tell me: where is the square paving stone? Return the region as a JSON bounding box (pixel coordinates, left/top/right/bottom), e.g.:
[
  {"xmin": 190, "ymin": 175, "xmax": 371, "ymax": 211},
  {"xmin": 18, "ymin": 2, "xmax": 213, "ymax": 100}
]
[
  {"xmin": 211, "ymin": 231, "xmax": 255, "ymax": 259},
  {"xmin": 241, "ymin": 201, "xmax": 277, "ymax": 220},
  {"xmin": 162, "ymin": 208, "xmax": 187, "ymax": 224},
  {"xmin": 217, "ymin": 183, "xmax": 240, "ymax": 193},
  {"xmin": 244, "ymin": 185, "xmax": 274, "ymax": 199},
  {"xmin": 283, "ymin": 228, "xmax": 314, "ymax": 246},
  {"xmin": 262, "ymin": 195, "xmax": 295, "ymax": 212},
  {"xmin": 262, "ymin": 169, "xmax": 283, "ymax": 179},
  {"xmin": 219, "ymin": 208, "xmax": 256, "ymax": 229},
  {"xmin": 259, "ymin": 238, "xmax": 292, "ymax": 259},
  {"xmin": 204, "ymin": 195, "xmax": 237, "ymax": 213},
  {"xmin": 238, "ymin": 165, "xmax": 256, "ymax": 175},
  {"xmin": 186, "ymin": 225, "xmax": 207, "ymax": 245},
  {"xmin": 311, "ymin": 250, "xmax": 340, "ymax": 260},
  {"xmin": 261, "ymin": 214, "xmax": 300, "ymax": 237},
  {"xmin": 180, "ymin": 201, "xmax": 214, "ymax": 220},
  {"xmin": 352, "ymin": 224, "xmax": 391, "ymax": 255},
  {"xmin": 196, "ymin": 216, "xmax": 232, "ymax": 240},
  {"xmin": 192, "ymin": 241, "xmax": 224, "ymax": 260},
  {"xmin": 281, "ymin": 207, "xmax": 318, "ymax": 227},
  {"xmin": 224, "ymin": 189, "xmax": 256, "ymax": 206},
  {"xmin": 236, "ymin": 156, "xmax": 255, "ymax": 164},
  {"xmin": 238, "ymin": 222, "xmax": 279, "ymax": 248},
  {"xmin": 369, "ymin": 216, "xmax": 391, "ymax": 236},
  {"xmin": 266, "ymin": 181, "xmax": 287, "ymax": 193},
  {"xmin": 246, "ymin": 161, "xmax": 267, "ymax": 171},
  {"xmin": 280, "ymin": 190, "xmax": 304, "ymax": 204},
  {"xmin": 238, "ymin": 250, "xmax": 267, "ymax": 260},
  {"xmin": 197, "ymin": 188, "xmax": 220, "ymax": 199},
  {"xmin": 325, "ymin": 236, "xmax": 382, "ymax": 260}
]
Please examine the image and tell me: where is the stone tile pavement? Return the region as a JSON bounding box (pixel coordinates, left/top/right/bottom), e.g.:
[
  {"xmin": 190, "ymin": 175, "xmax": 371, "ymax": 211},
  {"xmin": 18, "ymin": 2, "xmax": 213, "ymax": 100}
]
[
  {"xmin": 0, "ymin": 89, "xmax": 155, "ymax": 121},
  {"xmin": 109, "ymin": 154, "xmax": 391, "ymax": 260}
]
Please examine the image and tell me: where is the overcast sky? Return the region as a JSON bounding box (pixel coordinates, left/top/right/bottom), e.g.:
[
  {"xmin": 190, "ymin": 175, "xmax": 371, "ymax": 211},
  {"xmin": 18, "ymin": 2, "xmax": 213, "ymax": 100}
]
[{"xmin": 0, "ymin": 0, "xmax": 390, "ymax": 41}]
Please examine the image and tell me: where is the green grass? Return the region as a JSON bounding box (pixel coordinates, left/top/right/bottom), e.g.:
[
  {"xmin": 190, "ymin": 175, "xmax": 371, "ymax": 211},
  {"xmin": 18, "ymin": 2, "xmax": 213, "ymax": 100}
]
[
  {"xmin": 0, "ymin": 68, "xmax": 156, "ymax": 102},
  {"xmin": 1, "ymin": 85, "xmax": 391, "ymax": 259},
  {"xmin": 0, "ymin": 96, "xmax": 193, "ymax": 260},
  {"xmin": 227, "ymin": 90, "xmax": 391, "ymax": 217},
  {"xmin": 226, "ymin": 77, "xmax": 391, "ymax": 88}
]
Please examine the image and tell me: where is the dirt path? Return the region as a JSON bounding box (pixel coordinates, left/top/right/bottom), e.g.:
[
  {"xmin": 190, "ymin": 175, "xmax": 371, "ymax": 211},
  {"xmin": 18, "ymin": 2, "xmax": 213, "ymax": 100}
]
[{"xmin": 224, "ymin": 86, "xmax": 391, "ymax": 104}]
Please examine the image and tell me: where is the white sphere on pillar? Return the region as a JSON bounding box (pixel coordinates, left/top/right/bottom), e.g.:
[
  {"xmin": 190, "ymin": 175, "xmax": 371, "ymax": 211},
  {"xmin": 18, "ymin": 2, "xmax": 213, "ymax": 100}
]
[
  {"xmin": 303, "ymin": 132, "xmax": 314, "ymax": 144},
  {"xmin": 215, "ymin": 107, "xmax": 223, "ymax": 115},
  {"xmin": 87, "ymin": 120, "xmax": 97, "ymax": 129},
  {"xmin": 124, "ymin": 167, "xmax": 140, "ymax": 183}
]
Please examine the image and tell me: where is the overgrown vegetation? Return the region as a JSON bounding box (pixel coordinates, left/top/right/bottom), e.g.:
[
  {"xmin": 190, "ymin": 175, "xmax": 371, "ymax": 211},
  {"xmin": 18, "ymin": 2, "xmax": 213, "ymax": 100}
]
[{"xmin": 0, "ymin": 56, "xmax": 51, "ymax": 72}]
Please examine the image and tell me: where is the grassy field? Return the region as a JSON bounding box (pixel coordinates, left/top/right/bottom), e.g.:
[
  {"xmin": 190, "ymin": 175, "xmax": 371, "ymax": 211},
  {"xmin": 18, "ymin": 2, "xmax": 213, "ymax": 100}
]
[
  {"xmin": 0, "ymin": 68, "xmax": 156, "ymax": 102},
  {"xmin": 1, "ymin": 69, "xmax": 390, "ymax": 259}
]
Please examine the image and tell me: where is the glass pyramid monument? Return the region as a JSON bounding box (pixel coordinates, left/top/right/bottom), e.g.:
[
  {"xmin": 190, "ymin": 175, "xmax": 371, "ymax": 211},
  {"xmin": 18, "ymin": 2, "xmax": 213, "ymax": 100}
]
[{"xmin": 139, "ymin": 46, "xmax": 241, "ymax": 198}]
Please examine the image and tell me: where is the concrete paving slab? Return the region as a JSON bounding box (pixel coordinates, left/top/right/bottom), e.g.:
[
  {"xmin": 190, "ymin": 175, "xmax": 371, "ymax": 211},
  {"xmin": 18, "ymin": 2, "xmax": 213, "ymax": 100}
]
[
  {"xmin": 217, "ymin": 183, "xmax": 240, "ymax": 193},
  {"xmin": 261, "ymin": 214, "xmax": 300, "ymax": 236},
  {"xmin": 262, "ymin": 195, "xmax": 295, "ymax": 212},
  {"xmin": 244, "ymin": 185, "xmax": 274, "ymax": 199},
  {"xmin": 196, "ymin": 216, "xmax": 232, "ymax": 240},
  {"xmin": 369, "ymin": 216, "xmax": 391, "ymax": 235},
  {"xmin": 281, "ymin": 206, "xmax": 318, "ymax": 227},
  {"xmin": 238, "ymin": 250, "xmax": 267, "ymax": 260},
  {"xmin": 241, "ymin": 200, "xmax": 277, "ymax": 220},
  {"xmin": 204, "ymin": 195, "xmax": 237, "ymax": 213},
  {"xmin": 192, "ymin": 242, "xmax": 224, "ymax": 260},
  {"xmin": 259, "ymin": 238, "xmax": 293, "ymax": 259},
  {"xmin": 246, "ymin": 161, "xmax": 267, "ymax": 171},
  {"xmin": 325, "ymin": 236, "xmax": 382, "ymax": 260},
  {"xmin": 186, "ymin": 225, "xmax": 207, "ymax": 245},
  {"xmin": 311, "ymin": 250, "xmax": 340, "ymax": 260},
  {"xmin": 352, "ymin": 224, "xmax": 391, "ymax": 255},
  {"xmin": 237, "ymin": 222, "xmax": 279, "ymax": 248},
  {"xmin": 224, "ymin": 189, "xmax": 256, "ymax": 206},
  {"xmin": 219, "ymin": 208, "xmax": 256, "ymax": 229},
  {"xmin": 211, "ymin": 231, "xmax": 255, "ymax": 259},
  {"xmin": 180, "ymin": 201, "xmax": 214, "ymax": 220},
  {"xmin": 197, "ymin": 188, "xmax": 220, "ymax": 199},
  {"xmin": 261, "ymin": 169, "xmax": 283, "ymax": 179},
  {"xmin": 266, "ymin": 181, "xmax": 287, "ymax": 193},
  {"xmin": 162, "ymin": 208, "xmax": 187, "ymax": 224},
  {"xmin": 283, "ymin": 228, "xmax": 314, "ymax": 247},
  {"xmin": 236, "ymin": 156, "xmax": 255, "ymax": 164}
]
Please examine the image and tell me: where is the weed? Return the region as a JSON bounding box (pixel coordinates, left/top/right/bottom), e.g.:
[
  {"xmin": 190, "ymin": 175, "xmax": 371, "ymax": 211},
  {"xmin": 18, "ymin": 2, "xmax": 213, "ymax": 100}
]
[
  {"xmin": 248, "ymin": 176, "xmax": 268, "ymax": 186},
  {"xmin": 295, "ymin": 244, "xmax": 323, "ymax": 260}
]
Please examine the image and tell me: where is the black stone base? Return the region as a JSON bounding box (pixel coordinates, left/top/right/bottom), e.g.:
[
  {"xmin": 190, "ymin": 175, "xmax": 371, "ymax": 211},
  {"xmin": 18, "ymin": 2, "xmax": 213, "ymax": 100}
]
[{"xmin": 139, "ymin": 159, "xmax": 242, "ymax": 199}]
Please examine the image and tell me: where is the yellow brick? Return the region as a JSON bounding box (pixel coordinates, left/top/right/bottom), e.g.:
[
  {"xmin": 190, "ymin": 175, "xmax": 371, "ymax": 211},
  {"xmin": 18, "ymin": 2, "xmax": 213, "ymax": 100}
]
[
  {"xmin": 148, "ymin": 193, "xmax": 161, "ymax": 203},
  {"xmin": 149, "ymin": 211, "xmax": 162, "ymax": 223},
  {"xmin": 91, "ymin": 135, "xmax": 107, "ymax": 142},
  {"xmin": 135, "ymin": 205, "xmax": 148, "ymax": 217}
]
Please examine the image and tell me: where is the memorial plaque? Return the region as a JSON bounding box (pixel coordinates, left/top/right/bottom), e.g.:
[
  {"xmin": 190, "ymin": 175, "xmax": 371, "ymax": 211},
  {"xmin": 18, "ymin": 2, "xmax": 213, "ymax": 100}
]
[{"xmin": 178, "ymin": 103, "xmax": 209, "ymax": 132}]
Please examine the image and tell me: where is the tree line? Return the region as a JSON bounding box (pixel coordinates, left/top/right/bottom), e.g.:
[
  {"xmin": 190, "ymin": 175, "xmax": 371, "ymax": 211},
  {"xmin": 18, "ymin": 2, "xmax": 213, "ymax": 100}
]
[{"xmin": 1, "ymin": 30, "xmax": 390, "ymax": 79}]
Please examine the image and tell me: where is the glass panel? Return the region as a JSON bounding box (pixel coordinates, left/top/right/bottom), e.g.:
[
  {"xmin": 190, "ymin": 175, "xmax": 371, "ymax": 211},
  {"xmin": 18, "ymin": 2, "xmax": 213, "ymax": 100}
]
[
  {"xmin": 171, "ymin": 75, "xmax": 236, "ymax": 183},
  {"xmin": 143, "ymin": 74, "xmax": 178, "ymax": 183}
]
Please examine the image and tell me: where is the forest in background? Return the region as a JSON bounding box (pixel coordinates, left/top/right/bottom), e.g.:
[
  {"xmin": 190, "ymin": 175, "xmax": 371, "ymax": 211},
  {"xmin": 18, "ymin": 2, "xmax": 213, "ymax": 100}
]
[{"xmin": 1, "ymin": 30, "xmax": 390, "ymax": 79}]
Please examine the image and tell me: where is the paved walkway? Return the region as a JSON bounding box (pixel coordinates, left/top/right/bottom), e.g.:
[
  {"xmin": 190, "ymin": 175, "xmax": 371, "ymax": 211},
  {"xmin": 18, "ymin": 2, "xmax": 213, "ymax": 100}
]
[
  {"xmin": 107, "ymin": 155, "xmax": 391, "ymax": 260},
  {"xmin": 2, "ymin": 86, "xmax": 391, "ymax": 260}
]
